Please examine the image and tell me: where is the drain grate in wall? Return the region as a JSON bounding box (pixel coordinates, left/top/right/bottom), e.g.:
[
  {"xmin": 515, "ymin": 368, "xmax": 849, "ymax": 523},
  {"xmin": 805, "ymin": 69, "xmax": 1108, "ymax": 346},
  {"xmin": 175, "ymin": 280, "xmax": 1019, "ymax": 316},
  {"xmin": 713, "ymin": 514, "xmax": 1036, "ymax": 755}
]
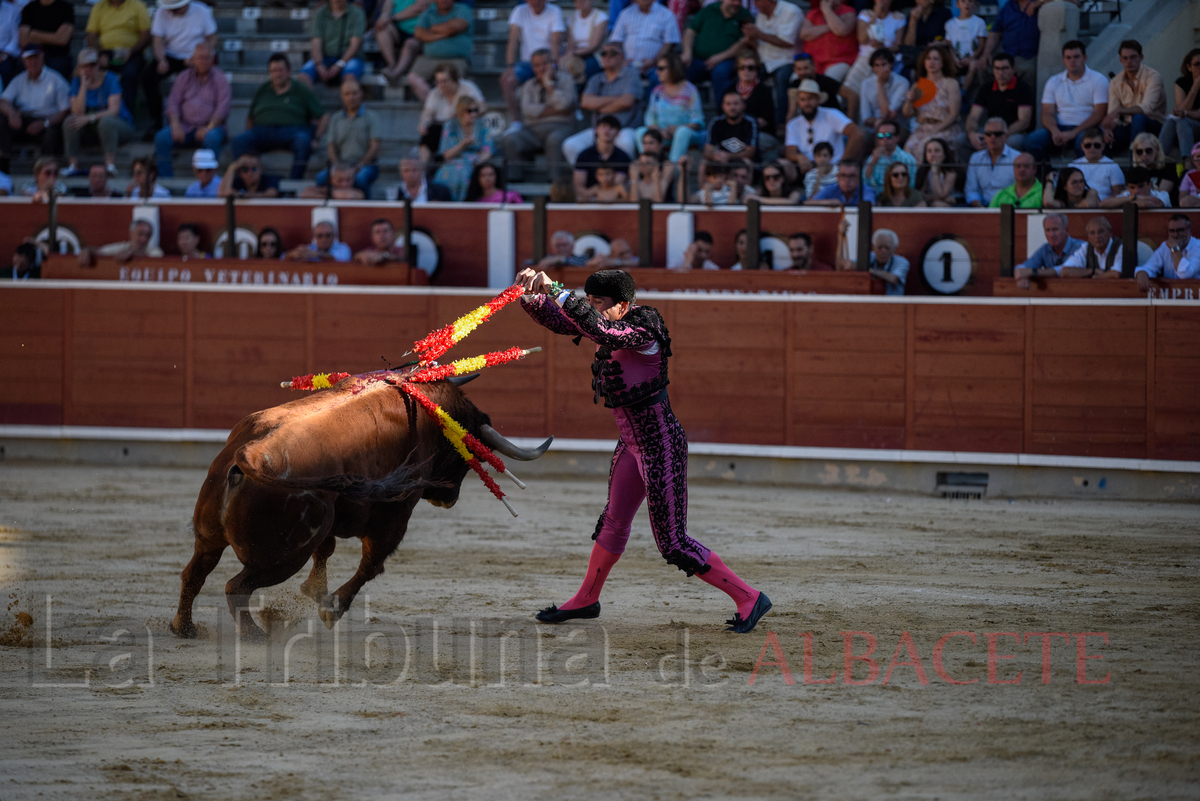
[{"xmin": 935, "ymin": 472, "xmax": 988, "ymax": 499}]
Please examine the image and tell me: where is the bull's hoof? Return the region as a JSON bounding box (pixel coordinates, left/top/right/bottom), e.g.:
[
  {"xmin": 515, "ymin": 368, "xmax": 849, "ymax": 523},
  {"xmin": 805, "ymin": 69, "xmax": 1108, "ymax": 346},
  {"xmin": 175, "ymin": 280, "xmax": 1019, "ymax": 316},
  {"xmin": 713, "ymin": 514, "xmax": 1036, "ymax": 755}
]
[
  {"xmin": 169, "ymin": 616, "xmax": 198, "ymax": 639},
  {"xmin": 318, "ymin": 595, "xmax": 345, "ymax": 630}
]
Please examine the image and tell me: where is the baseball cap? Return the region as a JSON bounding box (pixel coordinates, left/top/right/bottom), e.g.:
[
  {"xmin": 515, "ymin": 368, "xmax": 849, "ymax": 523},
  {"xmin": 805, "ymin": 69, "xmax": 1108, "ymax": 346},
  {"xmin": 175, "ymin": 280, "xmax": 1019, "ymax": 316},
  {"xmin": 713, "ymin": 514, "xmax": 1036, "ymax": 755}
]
[
  {"xmin": 21, "ymin": 45, "xmax": 43, "ymax": 59},
  {"xmin": 192, "ymin": 149, "xmax": 219, "ymax": 170}
]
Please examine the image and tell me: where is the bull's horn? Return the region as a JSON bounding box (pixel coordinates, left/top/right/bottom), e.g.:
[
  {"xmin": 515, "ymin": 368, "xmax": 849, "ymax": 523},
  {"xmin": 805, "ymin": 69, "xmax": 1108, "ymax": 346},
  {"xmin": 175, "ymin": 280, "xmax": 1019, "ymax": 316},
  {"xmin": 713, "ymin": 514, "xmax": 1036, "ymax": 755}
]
[
  {"xmin": 479, "ymin": 425, "xmax": 553, "ymax": 461},
  {"xmin": 447, "ymin": 373, "xmax": 480, "ymax": 387}
]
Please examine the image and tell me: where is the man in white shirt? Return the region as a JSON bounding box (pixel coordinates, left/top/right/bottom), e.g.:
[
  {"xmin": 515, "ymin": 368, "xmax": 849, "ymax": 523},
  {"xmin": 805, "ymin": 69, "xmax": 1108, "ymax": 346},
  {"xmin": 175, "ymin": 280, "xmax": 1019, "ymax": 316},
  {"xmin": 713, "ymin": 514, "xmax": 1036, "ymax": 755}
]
[
  {"xmin": 499, "ymin": 0, "xmax": 564, "ymax": 133},
  {"xmin": 0, "ymin": 45, "xmax": 69, "ymax": 173},
  {"xmin": 609, "ymin": 0, "xmax": 680, "ymax": 86},
  {"xmin": 1136, "ymin": 214, "xmax": 1200, "ymax": 290},
  {"xmin": 1025, "ymin": 40, "xmax": 1109, "ymax": 161},
  {"xmin": 965, "ymin": 118, "xmax": 1019, "ymax": 207},
  {"xmin": 743, "ymin": 0, "xmax": 801, "ymax": 130},
  {"xmin": 1058, "ymin": 216, "xmax": 1123, "ymax": 278},
  {"xmin": 859, "ymin": 47, "xmax": 910, "ymax": 136},
  {"xmin": 1100, "ymin": 167, "xmax": 1168, "ymax": 209},
  {"xmin": 1070, "ymin": 127, "xmax": 1125, "ymax": 201},
  {"xmin": 141, "ymin": 0, "xmax": 216, "ymax": 132},
  {"xmin": 783, "ymin": 78, "xmax": 862, "ymax": 174}
]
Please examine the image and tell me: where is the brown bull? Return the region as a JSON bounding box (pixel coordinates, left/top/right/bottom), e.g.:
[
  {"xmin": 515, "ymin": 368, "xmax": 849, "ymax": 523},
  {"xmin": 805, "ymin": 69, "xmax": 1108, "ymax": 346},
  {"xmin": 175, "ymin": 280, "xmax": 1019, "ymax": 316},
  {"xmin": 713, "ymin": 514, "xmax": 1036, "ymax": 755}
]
[{"xmin": 169, "ymin": 369, "xmax": 551, "ymax": 640}]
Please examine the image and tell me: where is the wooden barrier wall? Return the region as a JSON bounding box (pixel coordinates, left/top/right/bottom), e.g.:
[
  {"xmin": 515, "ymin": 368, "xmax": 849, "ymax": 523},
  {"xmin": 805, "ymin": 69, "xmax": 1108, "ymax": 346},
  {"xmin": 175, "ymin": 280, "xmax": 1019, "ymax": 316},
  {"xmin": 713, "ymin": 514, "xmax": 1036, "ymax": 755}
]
[
  {"xmin": 6, "ymin": 201, "xmax": 1194, "ymax": 293},
  {"xmin": 2, "ymin": 283, "xmax": 1198, "ymax": 461}
]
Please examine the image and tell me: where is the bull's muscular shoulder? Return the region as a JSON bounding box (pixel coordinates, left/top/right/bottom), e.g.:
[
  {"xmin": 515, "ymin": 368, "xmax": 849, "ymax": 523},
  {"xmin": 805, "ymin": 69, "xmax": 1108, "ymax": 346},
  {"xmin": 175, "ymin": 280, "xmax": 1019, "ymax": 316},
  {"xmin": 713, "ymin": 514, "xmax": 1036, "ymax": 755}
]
[{"xmin": 231, "ymin": 375, "xmax": 418, "ymax": 482}]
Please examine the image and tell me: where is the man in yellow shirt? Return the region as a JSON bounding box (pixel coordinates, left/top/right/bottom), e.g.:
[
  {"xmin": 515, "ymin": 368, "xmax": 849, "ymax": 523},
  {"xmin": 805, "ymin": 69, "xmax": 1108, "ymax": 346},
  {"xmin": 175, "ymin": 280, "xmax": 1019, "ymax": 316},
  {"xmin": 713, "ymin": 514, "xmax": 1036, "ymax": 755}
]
[{"xmin": 86, "ymin": 0, "xmax": 151, "ymax": 125}]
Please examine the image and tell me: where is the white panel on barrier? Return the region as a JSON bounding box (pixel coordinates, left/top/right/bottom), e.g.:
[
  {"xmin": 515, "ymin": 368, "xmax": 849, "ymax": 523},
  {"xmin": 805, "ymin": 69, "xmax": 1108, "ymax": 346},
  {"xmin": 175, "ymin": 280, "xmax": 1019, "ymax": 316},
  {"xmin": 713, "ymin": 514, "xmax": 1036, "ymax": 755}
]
[
  {"xmin": 1026, "ymin": 213, "xmax": 1049, "ymax": 259},
  {"xmin": 666, "ymin": 211, "xmax": 694, "ymax": 269},
  {"xmin": 311, "ymin": 207, "xmax": 339, "ymax": 237},
  {"xmin": 487, "ymin": 210, "xmax": 515, "ymax": 289}
]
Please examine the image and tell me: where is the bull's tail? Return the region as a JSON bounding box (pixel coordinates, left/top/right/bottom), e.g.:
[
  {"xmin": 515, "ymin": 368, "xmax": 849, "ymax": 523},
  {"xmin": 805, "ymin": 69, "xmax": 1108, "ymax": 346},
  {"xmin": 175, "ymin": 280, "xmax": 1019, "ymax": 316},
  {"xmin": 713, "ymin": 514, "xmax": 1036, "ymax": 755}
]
[{"xmin": 233, "ymin": 450, "xmax": 440, "ymax": 503}]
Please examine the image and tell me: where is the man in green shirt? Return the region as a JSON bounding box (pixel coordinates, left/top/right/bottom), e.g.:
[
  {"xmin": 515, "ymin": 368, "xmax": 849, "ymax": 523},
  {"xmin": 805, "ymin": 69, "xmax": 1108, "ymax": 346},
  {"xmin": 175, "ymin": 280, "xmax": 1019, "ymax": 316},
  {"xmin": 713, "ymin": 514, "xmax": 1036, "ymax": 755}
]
[
  {"xmin": 299, "ymin": 0, "xmax": 366, "ymax": 86},
  {"xmin": 989, "ymin": 152, "xmax": 1043, "ymax": 209},
  {"xmin": 682, "ymin": 0, "xmax": 752, "ymax": 108},
  {"xmin": 232, "ymin": 53, "xmax": 329, "ymax": 179},
  {"xmin": 383, "ymin": 0, "xmax": 472, "ymax": 101}
]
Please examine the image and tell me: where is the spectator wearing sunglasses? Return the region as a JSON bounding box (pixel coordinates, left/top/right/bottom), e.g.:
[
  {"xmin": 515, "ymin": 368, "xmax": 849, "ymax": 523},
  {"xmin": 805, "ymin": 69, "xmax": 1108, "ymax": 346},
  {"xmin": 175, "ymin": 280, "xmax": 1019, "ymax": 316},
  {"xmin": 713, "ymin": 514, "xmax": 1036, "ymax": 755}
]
[
  {"xmin": 1069, "ymin": 127, "xmax": 1125, "ymax": 201},
  {"xmin": 756, "ymin": 164, "xmax": 800, "ymax": 205},
  {"xmin": 964, "ymin": 117, "xmax": 1019, "ymax": 207},
  {"xmin": 218, "ymin": 153, "xmax": 280, "ymax": 198},
  {"xmin": 863, "ymin": 119, "xmax": 914, "ymax": 195},
  {"xmin": 877, "ymin": 161, "xmax": 923, "ymax": 206},
  {"xmin": 1025, "ymin": 40, "xmax": 1108, "ymax": 161}
]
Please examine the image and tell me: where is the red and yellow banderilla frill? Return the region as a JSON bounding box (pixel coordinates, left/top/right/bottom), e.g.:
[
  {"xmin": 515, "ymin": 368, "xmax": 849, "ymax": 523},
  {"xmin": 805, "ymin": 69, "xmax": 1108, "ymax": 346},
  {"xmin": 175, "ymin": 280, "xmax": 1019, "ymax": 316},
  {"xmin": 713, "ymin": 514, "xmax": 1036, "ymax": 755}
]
[{"xmin": 277, "ymin": 285, "xmax": 542, "ymax": 517}]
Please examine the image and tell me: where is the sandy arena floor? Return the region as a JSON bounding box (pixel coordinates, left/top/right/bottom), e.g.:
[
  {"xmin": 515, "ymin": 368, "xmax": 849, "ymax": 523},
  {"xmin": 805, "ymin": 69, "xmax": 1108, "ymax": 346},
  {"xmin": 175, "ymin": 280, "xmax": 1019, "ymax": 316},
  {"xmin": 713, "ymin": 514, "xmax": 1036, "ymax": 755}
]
[{"xmin": 0, "ymin": 462, "xmax": 1197, "ymax": 800}]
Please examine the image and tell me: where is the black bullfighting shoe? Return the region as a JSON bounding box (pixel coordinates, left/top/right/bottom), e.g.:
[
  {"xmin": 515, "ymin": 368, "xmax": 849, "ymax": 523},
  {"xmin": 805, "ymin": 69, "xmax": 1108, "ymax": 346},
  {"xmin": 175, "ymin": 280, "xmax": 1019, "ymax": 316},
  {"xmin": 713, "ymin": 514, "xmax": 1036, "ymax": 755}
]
[
  {"xmin": 725, "ymin": 592, "xmax": 773, "ymax": 634},
  {"xmin": 535, "ymin": 602, "xmax": 601, "ymax": 624}
]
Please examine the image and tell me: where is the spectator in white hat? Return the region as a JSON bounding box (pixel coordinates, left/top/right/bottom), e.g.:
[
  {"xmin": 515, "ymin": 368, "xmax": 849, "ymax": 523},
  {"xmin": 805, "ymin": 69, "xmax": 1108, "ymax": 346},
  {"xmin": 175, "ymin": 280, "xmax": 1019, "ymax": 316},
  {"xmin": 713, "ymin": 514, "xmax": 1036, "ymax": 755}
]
[{"xmin": 185, "ymin": 148, "xmax": 220, "ymax": 197}]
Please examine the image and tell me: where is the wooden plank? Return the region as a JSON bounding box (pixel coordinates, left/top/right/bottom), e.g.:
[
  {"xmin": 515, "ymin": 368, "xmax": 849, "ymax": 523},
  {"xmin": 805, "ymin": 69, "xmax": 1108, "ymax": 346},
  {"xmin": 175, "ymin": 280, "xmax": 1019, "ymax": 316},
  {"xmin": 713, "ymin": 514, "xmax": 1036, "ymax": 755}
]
[
  {"xmin": 791, "ymin": 375, "xmax": 906, "ymax": 399},
  {"xmin": 671, "ymin": 372, "xmax": 785, "ymax": 397},
  {"xmin": 909, "ymin": 428, "xmax": 1024, "ymax": 454},
  {"xmin": 1024, "ymin": 304, "xmax": 1034, "ymax": 453},
  {"xmin": 913, "ymin": 328, "xmax": 1025, "ymax": 354},
  {"xmin": 914, "ymin": 352, "xmax": 1024, "ymax": 379},
  {"xmin": 185, "ymin": 293, "xmax": 194, "ymax": 428},
  {"xmin": 1033, "ymin": 406, "xmax": 1147, "ymax": 433},
  {"xmin": 0, "ymin": 382, "xmax": 64, "ymax": 405},
  {"xmin": 792, "ymin": 399, "xmax": 906, "ymax": 426},
  {"xmin": 792, "ymin": 425, "xmax": 906, "ymax": 449},
  {"xmin": 1155, "ymin": 333, "xmax": 1200, "ymax": 359},
  {"xmin": 794, "ymin": 327, "xmax": 906, "ymax": 353},
  {"xmin": 70, "ymin": 405, "xmax": 185, "ymax": 428},
  {"xmin": 915, "ymin": 305, "xmax": 1025, "ymax": 331},
  {"xmin": 1154, "ymin": 307, "xmax": 1200, "ymax": 331},
  {"xmin": 1032, "ymin": 381, "xmax": 1148, "ymax": 407},
  {"xmin": 792, "ymin": 303, "xmax": 906, "ymax": 328},
  {"xmin": 1033, "ymin": 336, "xmax": 1147, "ymax": 357},
  {"xmin": 1152, "ymin": 381, "xmax": 1200, "ymax": 408},
  {"xmin": 0, "ymin": 334, "xmax": 63, "ymax": 358},
  {"xmin": 1145, "ymin": 307, "xmax": 1155, "ymax": 459},
  {"xmin": 914, "ymin": 378, "xmax": 1025, "ymax": 406},
  {"xmin": 0, "ymin": 309, "xmax": 66, "ymax": 336},
  {"xmin": 1033, "ymin": 355, "xmax": 1146, "ymax": 382},
  {"xmin": 62, "ymin": 291, "xmax": 73, "ymax": 425},
  {"xmin": 1033, "ymin": 306, "xmax": 1147, "ymax": 330},
  {"xmin": 905, "ymin": 304, "xmax": 915, "ymax": 450},
  {"xmin": 74, "ymin": 335, "xmax": 186, "ymax": 362},
  {"xmin": 0, "ymin": 403, "xmax": 62, "ymax": 425}
]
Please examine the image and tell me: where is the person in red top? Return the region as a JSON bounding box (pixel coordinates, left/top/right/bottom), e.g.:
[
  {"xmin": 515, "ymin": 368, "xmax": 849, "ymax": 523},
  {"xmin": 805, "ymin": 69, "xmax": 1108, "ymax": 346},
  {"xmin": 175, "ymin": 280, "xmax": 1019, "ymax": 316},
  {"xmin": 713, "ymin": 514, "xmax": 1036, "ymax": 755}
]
[{"xmin": 799, "ymin": 0, "xmax": 857, "ymax": 81}]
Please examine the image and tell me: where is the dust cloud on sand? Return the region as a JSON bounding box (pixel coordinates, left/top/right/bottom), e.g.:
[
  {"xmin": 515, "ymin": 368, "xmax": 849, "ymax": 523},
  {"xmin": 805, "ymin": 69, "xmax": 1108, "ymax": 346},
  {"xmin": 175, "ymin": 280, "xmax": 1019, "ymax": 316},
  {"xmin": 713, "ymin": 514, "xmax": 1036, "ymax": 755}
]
[{"xmin": 0, "ymin": 463, "xmax": 1197, "ymax": 800}]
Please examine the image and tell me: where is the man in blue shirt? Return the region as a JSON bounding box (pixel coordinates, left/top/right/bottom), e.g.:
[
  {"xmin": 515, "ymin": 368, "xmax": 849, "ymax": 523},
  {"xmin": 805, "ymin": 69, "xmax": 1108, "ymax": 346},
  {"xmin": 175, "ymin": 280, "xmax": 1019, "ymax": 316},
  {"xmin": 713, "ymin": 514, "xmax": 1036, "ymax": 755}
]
[
  {"xmin": 1013, "ymin": 213, "xmax": 1084, "ymax": 289},
  {"xmin": 986, "ymin": 0, "xmax": 1079, "ymax": 88},
  {"xmin": 1136, "ymin": 214, "xmax": 1200, "ymax": 290},
  {"xmin": 286, "ymin": 220, "xmax": 351, "ymax": 262},
  {"xmin": 805, "ymin": 160, "xmax": 876, "ymax": 206},
  {"xmin": 184, "ymin": 148, "xmax": 220, "ymax": 197}
]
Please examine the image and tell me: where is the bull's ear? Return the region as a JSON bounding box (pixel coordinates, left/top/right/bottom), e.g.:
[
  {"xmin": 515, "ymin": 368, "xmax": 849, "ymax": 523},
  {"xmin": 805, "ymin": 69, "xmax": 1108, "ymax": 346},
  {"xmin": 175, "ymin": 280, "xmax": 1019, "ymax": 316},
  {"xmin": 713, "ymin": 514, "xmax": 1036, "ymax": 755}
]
[{"xmin": 447, "ymin": 373, "xmax": 480, "ymax": 387}]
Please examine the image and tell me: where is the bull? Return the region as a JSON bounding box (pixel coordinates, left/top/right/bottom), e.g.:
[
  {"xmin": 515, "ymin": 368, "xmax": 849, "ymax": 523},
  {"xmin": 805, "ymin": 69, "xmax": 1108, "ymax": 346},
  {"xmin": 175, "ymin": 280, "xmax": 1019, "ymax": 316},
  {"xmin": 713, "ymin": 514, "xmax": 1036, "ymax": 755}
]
[{"xmin": 169, "ymin": 368, "xmax": 551, "ymax": 640}]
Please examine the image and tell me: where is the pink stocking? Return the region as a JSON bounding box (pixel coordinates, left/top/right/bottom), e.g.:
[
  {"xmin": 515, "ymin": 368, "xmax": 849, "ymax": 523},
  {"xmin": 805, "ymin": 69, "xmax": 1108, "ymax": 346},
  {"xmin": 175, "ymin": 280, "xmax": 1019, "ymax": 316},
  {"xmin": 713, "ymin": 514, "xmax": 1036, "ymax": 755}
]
[
  {"xmin": 560, "ymin": 542, "xmax": 621, "ymax": 610},
  {"xmin": 698, "ymin": 552, "xmax": 760, "ymax": 618}
]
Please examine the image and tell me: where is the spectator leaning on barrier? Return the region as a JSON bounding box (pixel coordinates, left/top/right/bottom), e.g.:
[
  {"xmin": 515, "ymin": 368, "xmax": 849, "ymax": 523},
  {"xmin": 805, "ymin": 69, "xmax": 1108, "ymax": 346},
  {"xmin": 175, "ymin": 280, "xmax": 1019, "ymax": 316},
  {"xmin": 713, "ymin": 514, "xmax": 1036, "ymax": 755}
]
[
  {"xmin": 563, "ymin": 44, "xmax": 641, "ymax": 167},
  {"xmin": 1136, "ymin": 214, "xmax": 1200, "ymax": 290},
  {"xmin": 503, "ymin": 48, "xmax": 576, "ymax": 184},
  {"xmin": 1013, "ymin": 212, "xmax": 1084, "ymax": 289},
  {"xmin": 1103, "ymin": 40, "xmax": 1165, "ymax": 154},
  {"xmin": 860, "ymin": 47, "xmax": 910, "ymax": 140},
  {"xmin": 675, "ymin": 230, "xmax": 721, "ymax": 271},
  {"xmin": 585, "ymin": 237, "xmax": 637, "ymax": 270},
  {"xmin": 315, "ymin": 77, "xmax": 381, "ymax": 195},
  {"xmin": 155, "ymin": 43, "xmax": 229, "ymax": 178},
  {"xmin": 787, "ymin": 231, "xmax": 833, "ymax": 271},
  {"xmin": 864, "ymin": 119, "xmax": 915, "ymax": 195},
  {"xmin": 1057, "ymin": 216, "xmax": 1122, "ymax": 279},
  {"xmin": 71, "ymin": 162, "xmax": 121, "ymax": 197},
  {"xmin": 63, "ymin": 48, "xmax": 135, "ymax": 178},
  {"xmin": 288, "ymin": 221, "xmax": 351, "ymax": 263},
  {"xmin": 18, "ymin": 0, "xmax": 75, "ymax": 79},
  {"xmin": 256, "ymin": 228, "xmax": 283, "ymax": 260},
  {"xmin": 682, "ymin": 0, "xmax": 753, "ymax": 110},
  {"xmin": 988, "ymin": 152, "xmax": 1040, "ymax": 209},
  {"xmin": 184, "ymin": 148, "xmax": 219, "ymax": 197},
  {"xmin": 385, "ymin": 0, "xmax": 473, "ymax": 98},
  {"xmin": 218, "ymin": 153, "xmax": 281, "ymax": 198},
  {"xmin": 965, "ymin": 117, "xmax": 1018, "ymax": 207},
  {"xmin": 354, "ymin": 218, "xmax": 407, "ymax": 266},
  {"xmin": 22, "ymin": 155, "xmax": 66, "ymax": 200},
  {"xmin": 0, "ymin": 46, "xmax": 70, "ymax": 174},
  {"xmin": 798, "ymin": 0, "xmax": 856, "ymax": 82},
  {"xmin": 85, "ymin": 0, "xmax": 151, "ymax": 122},
  {"xmin": 142, "ymin": 0, "xmax": 217, "ymax": 135},
  {"xmin": 233, "ymin": 54, "xmax": 329, "ymax": 181},
  {"xmin": 608, "ymin": 0, "xmax": 680, "ymax": 88},
  {"xmin": 785, "ymin": 78, "xmax": 862, "ymax": 175},
  {"xmin": 500, "ymin": 0, "xmax": 565, "ymax": 135},
  {"xmin": 744, "ymin": 0, "xmax": 801, "ymax": 129},
  {"xmin": 6, "ymin": 241, "xmax": 42, "ymax": 280},
  {"xmin": 865, "ymin": 228, "xmax": 908, "ymax": 295},
  {"xmin": 396, "ymin": 152, "xmax": 453, "ymax": 201},
  {"xmin": 1101, "ymin": 166, "xmax": 1167, "ymax": 210},
  {"xmin": 806, "ymin": 158, "xmax": 874, "ymax": 206},
  {"xmin": 961, "ymin": 53, "xmax": 1034, "ymax": 160},
  {"xmin": 536, "ymin": 230, "xmax": 588, "ymax": 269},
  {"xmin": 1025, "ymin": 40, "xmax": 1109, "ymax": 161},
  {"xmin": 90, "ymin": 219, "xmax": 164, "ymax": 264},
  {"xmin": 175, "ymin": 222, "xmax": 206, "ymax": 260},
  {"xmin": 300, "ymin": 0, "xmax": 367, "ymax": 87}
]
